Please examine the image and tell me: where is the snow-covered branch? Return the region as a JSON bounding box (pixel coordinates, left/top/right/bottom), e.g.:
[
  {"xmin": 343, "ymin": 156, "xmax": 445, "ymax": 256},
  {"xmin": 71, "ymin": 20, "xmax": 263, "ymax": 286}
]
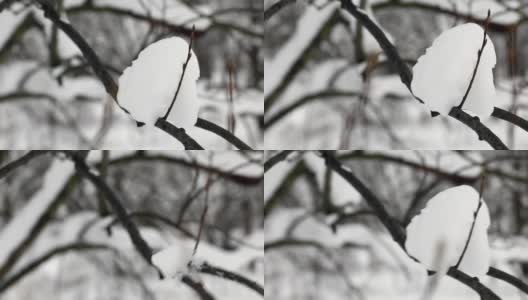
[
  {"xmin": 0, "ymin": 157, "xmax": 74, "ymax": 279},
  {"xmin": 197, "ymin": 262, "xmax": 264, "ymax": 296},
  {"xmin": 337, "ymin": 0, "xmax": 514, "ymax": 150},
  {"xmin": 320, "ymin": 151, "xmax": 528, "ymax": 300},
  {"xmin": 31, "ymin": 0, "xmax": 254, "ymax": 150}
]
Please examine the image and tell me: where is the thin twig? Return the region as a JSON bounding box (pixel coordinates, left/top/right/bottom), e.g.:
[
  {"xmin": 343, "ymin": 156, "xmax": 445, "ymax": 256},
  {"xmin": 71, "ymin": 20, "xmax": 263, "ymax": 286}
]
[
  {"xmin": 492, "ymin": 107, "xmax": 528, "ymax": 133},
  {"xmin": 458, "ymin": 10, "xmax": 491, "ymax": 109},
  {"xmin": 264, "ymin": 150, "xmax": 293, "ymax": 173},
  {"xmin": 154, "ymin": 118, "xmax": 204, "ymax": 149},
  {"xmin": 198, "ymin": 262, "xmax": 264, "ymax": 296},
  {"xmin": 0, "ymin": 151, "xmax": 47, "ymax": 180},
  {"xmin": 195, "ymin": 118, "xmax": 253, "ymax": 150},
  {"xmin": 193, "ymin": 170, "xmax": 211, "ymax": 256},
  {"xmin": 455, "ymin": 173, "xmax": 486, "ymax": 268},
  {"xmin": 162, "ymin": 26, "xmax": 195, "ymax": 120},
  {"xmin": 0, "ymin": 243, "xmax": 112, "ymax": 293},
  {"xmin": 320, "ymin": 151, "xmax": 501, "ymax": 300},
  {"xmin": 264, "ymin": 0, "xmax": 297, "ymax": 20},
  {"xmin": 31, "ymin": 1, "xmax": 252, "ymax": 149},
  {"xmin": 339, "ymin": 0, "xmax": 509, "ymax": 149}
]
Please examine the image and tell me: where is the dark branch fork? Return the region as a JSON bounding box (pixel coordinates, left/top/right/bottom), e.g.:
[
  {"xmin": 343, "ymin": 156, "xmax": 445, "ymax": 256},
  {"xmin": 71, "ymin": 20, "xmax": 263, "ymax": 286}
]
[
  {"xmin": 66, "ymin": 152, "xmax": 263, "ymax": 298},
  {"xmin": 31, "ymin": 0, "xmax": 253, "ymax": 150},
  {"xmin": 338, "ymin": 0, "xmax": 528, "ymax": 149},
  {"xmin": 320, "ymin": 151, "xmax": 528, "ymax": 300}
]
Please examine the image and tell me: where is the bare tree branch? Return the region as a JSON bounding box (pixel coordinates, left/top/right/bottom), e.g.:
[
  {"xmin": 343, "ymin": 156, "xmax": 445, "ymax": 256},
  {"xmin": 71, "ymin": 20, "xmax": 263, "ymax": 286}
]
[
  {"xmin": 320, "ymin": 151, "xmax": 503, "ymax": 300},
  {"xmin": 32, "ymin": 0, "xmax": 252, "ymax": 149},
  {"xmin": 264, "ymin": 0, "xmax": 296, "ymax": 20},
  {"xmin": 264, "ymin": 150, "xmax": 293, "ymax": 173},
  {"xmin": 0, "ymin": 243, "xmax": 113, "ymax": 293},
  {"xmin": 338, "ymin": 0, "xmax": 513, "ymax": 150},
  {"xmin": 0, "ymin": 151, "xmax": 47, "ymax": 180},
  {"xmin": 198, "ymin": 262, "xmax": 264, "ymax": 296}
]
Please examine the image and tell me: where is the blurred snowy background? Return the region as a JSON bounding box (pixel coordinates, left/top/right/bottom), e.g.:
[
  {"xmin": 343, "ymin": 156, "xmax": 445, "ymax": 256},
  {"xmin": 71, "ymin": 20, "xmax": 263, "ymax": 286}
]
[
  {"xmin": 265, "ymin": 150, "xmax": 528, "ymax": 299},
  {"xmin": 0, "ymin": 150, "xmax": 263, "ymax": 299},
  {"xmin": 0, "ymin": 0, "xmax": 263, "ymax": 149},
  {"xmin": 265, "ymin": 0, "xmax": 528, "ymax": 149}
]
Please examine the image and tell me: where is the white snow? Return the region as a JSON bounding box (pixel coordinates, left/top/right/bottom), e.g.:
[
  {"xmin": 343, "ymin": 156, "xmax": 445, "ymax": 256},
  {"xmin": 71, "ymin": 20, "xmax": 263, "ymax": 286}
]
[
  {"xmin": 405, "ymin": 185, "xmax": 491, "ymax": 277},
  {"xmin": 152, "ymin": 243, "xmax": 194, "ymax": 279},
  {"xmin": 411, "ymin": 23, "xmax": 496, "ymax": 117},
  {"xmin": 0, "ymin": 157, "xmax": 74, "ymax": 272},
  {"xmin": 117, "ymin": 37, "xmax": 201, "ymax": 127}
]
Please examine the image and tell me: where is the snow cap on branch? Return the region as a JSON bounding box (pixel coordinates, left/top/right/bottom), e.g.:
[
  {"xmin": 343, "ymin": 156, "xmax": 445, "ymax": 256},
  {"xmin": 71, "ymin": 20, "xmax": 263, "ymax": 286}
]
[
  {"xmin": 117, "ymin": 37, "xmax": 201, "ymax": 127},
  {"xmin": 405, "ymin": 185, "xmax": 491, "ymax": 277},
  {"xmin": 152, "ymin": 243, "xmax": 195, "ymax": 279},
  {"xmin": 411, "ymin": 23, "xmax": 496, "ymax": 117}
]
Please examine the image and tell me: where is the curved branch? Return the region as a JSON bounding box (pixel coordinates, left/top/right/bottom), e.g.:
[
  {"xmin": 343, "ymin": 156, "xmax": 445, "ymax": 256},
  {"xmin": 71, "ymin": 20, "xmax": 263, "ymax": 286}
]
[
  {"xmin": 195, "ymin": 118, "xmax": 253, "ymax": 150},
  {"xmin": 67, "ymin": 153, "xmax": 217, "ymax": 298},
  {"xmin": 154, "ymin": 118, "xmax": 204, "ymax": 150},
  {"xmin": 492, "ymin": 107, "xmax": 528, "ymax": 134},
  {"xmin": 339, "ymin": 0, "xmax": 508, "ymax": 149},
  {"xmin": 70, "ymin": 154, "xmax": 154, "ymax": 267},
  {"xmin": 0, "ymin": 243, "xmax": 112, "ymax": 293},
  {"xmin": 103, "ymin": 152, "xmax": 263, "ymax": 185},
  {"xmin": 0, "ymin": 151, "xmax": 47, "ymax": 180},
  {"xmin": 198, "ymin": 262, "xmax": 264, "ymax": 296},
  {"xmin": 265, "ymin": 90, "xmax": 361, "ymax": 129},
  {"xmin": 264, "ymin": 0, "xmax": 296, "ymax": 20},
  {"xmin": 265, "ymin": 238, "xmax": 329, "ymax": 251},
  {"xmin": 320, "ymin": 151, "xmax": 501, "ymax": 300},
  {"xmin": 264, "ymin": 150, "xmax": 293, "ymax": 173},
  {"xmin": 181, "ymin": 276, "xmax": 216, "ymax": 300},
  {"xmin": 33, "ymin": 0, "xmax": 246, "ymax": 149},
  {"xmin": 488, "ymin": 267, "xmax": 528, "ymax": 294},
  {"xmin": 448, "ymin": 107, "xmax": 508, "ymax": 149}
]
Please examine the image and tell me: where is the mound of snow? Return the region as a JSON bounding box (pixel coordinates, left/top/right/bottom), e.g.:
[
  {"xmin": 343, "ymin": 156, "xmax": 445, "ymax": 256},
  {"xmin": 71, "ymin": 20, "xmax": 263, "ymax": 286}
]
[
  {"xmin": 117, "ymin": 37, "xmax": 200, "ymax": 128},
  {"xmin": 405, "ymin": 185, "xmax": 490, "ymax": 277},
  {"xmin": 152, "ymin": 243, "xmax": 194, "ymax": 279},
  {"xmin": 411, "ymin": 23, "xmax": 496, "ymax": 117}
]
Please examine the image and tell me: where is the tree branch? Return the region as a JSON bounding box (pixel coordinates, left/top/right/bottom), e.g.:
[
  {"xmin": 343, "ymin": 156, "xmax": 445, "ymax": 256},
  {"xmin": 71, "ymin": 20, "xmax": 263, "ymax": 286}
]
[
  {"xmin": 162, "ymin": 26, "xmax": 195, "ymax": 121},
  {"xmin": 492, "ymin": 107, "xmax": 528, "ymax": 134},
  {"xmin": 195, "ymin": 118, "xmax": 253, "ymax": 150},
  {"xmin": 32, "ymin": 0, "xmax": 251, "ymax": 149},
  {"xmin": 455, "ymin": 174, "xmax": 485, "ymax": 268},
  {"xmin": 0, "ymin": 151, "xmax": 47, "ymax": 180},
  {"xmin": 197, "ymin": 262, "xmax": 264, "ymax": 296},
  {"xmin": 0, "ymin": 243, "xmax": 112, "ymax": 293},
  {"xmin": 69, "ymin": 153, "xmax": 155, "ymax": 267},
  {"xmin": 264, "ymin": 0, "xmax": 296, "ymax": 20},
  {"xmin": 264, "ymin": 150, "xmax": 293, "ymax": 173},
  {"xmin": 68, "ymin": 153, "xmax": 261, "ymax": 297},
  {"xmin": 448, "ymin": 107, "xmax": 508, "ymax": 149},
  {"xmin": 154, "ymin": 118, "xmax": 204, "ymax": 150},
  {"xmin": 338, "ymin": 0, "xmax": 510, "ymax": 149},
  {"xmin": 458, "ymin": 10, "xmax": 490, "ymax": 109},
  {"xmin": 320, "ymin": 151, "xmax": 502, "ymax": 300}
]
